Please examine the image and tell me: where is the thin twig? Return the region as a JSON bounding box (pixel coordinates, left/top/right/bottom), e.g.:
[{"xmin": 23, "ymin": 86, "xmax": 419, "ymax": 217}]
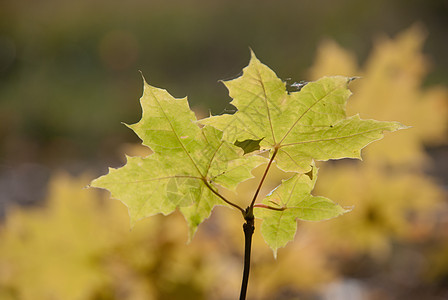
[
  {"xmin": 253, "ymin": 203, "xmax": 286, "ymax": 211},
  {"xmin": 250, "ymin": 148, "xmax": 279, "ymax": 208},
  {"xmin": 203, "ymin": 179, "xmax": 245, "ymax": 214}
]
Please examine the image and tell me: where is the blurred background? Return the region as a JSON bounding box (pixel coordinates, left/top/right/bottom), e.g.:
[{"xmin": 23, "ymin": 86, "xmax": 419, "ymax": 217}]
[{"xmin": 0, "ymin": 0, "xmax": 447, "ymax": 299}]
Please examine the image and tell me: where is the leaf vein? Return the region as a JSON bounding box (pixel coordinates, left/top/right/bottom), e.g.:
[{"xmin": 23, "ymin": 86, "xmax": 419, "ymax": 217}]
[
  {"xmin": 279, "ymin": 82, "xmax": 346, "ymax": 144},
  {"xmin": 150, "ymin": 89, "xmax": 205, "ymax": 178}
]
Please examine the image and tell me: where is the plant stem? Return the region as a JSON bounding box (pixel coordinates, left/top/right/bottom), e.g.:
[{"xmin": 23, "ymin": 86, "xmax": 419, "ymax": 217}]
[
  {"xmin": 250, "ymin": 148, "xmax": 278, "ymax": 208},
  {"xmin": 239, "ymin": 147, "xmax": 279, "ymax": 299},
  {"xmin": 203, "ymin": 179, "xmax": 245, "ymax": 214},
  {"xmin": 240, "ymin": 207, "xmax": 255, "ymax": 300},
  {"xmin": 253, "ymin": 203, "xmax": 286, "ymax": 211}
]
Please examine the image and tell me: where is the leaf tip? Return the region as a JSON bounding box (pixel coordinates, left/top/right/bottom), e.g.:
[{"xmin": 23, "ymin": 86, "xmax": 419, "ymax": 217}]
[
  {"xmin": 248, "ymin": 48, "xmax": 261, "ymax": 65},
  {"xmin": 272, "ymin": 248, "xmax": 278, "ymax": 259},
  {"xmin": 383, "ymin": 121, "xmax": 410, "ymax": 134},
  {"xmin": 397, "ymin": 123, "xmax": 411, "ymax": 131},
  {"xmin": 138, "ymin": 70, "xmax": 148, "ymax": 84},
  {"xmin": 89, "ymin": 174, "xmax": 104, "ymax": 190},
  {"xmin": 122, "ymin": 121, "xmax": 137, "ymax": 132},
  {"xmin": 348, "ymin": 76, "xmax": 361, "ymax": 83},
  {"xmin": 248, "ymin": 47, "xmax": 257, "ymax": 58},
  {"xmin": 129, "ymin": 217, "xmax": 138, "ymax": 230},
  {"xmin": 186, "ymin": 226, "xmax": 198, "ymax": 244},
  {"xmin": 343, "ymin": 205, "xmax": 354, "ymax": 214}
]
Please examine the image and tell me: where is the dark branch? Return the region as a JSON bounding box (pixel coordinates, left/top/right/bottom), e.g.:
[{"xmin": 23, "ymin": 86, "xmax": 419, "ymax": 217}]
[{"xmin": 239, "ymin": 207, "xmax": 255, "ymax": 300}]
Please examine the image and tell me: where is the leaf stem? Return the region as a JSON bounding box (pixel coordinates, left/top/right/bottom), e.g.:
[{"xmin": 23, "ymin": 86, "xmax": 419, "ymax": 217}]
[
  {"xmin": 240, "ymin": 207, "xmax": 255, "ymax": 300},
  {"xmin": 203, "ymin": 179, "xmax": 245, "ymax": 214},
  {"xmin": 253, "ymin": 203, "xmax": 286, "ymax": 211},
  {"xmin": 250, "ymin": 147, "xmax": 279, "ymax": 208}
]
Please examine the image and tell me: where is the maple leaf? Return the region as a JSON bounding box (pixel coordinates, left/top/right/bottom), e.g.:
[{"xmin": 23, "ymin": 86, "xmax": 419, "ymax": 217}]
[
  {"xmin": 91, "ymin": 51, "xmax": 406, "ymax": 255},
  {"xmin": 254, "ymin": 164, "xmax": 349, "ymax": 257},
  {"xmin": 200, "ymin": 51, "xmax": 406, "ymax": 252},
  {"xmin": 309, "ymin": 26, "xmax": 448, "ymax": 167},
  {"xmin": 91, "ymin": 79, "xmax": 266, "ymax": 238},
  {"xmin": 200, "ymin": 51, "xmax": 406, "ymax": 173}
]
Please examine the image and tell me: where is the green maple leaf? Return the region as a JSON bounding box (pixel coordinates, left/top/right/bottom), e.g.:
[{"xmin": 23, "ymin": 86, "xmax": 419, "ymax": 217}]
[
  {"xmin": 91, "ymin": 51, "xmax": 406, "ymax": 255},
  {"xmin": 200, "ymin": 51, "xmax": 406, "ymax": 173},
  {"xmin": 254, "ymin": 164, "xmax": 349, "ymax": 257},
  {"xmin": 200, "ymin": 51, "xmax": 406, "ymax": 252},
  {"xmin": 91, "ymin": 79, "xmax": 266, "ymax": 238}
]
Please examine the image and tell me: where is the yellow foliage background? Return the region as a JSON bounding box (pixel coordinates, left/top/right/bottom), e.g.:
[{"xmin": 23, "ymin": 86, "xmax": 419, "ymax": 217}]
[{"xmin": 1, "ymin": 26, "xmax": 447, "ymax": 299}]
